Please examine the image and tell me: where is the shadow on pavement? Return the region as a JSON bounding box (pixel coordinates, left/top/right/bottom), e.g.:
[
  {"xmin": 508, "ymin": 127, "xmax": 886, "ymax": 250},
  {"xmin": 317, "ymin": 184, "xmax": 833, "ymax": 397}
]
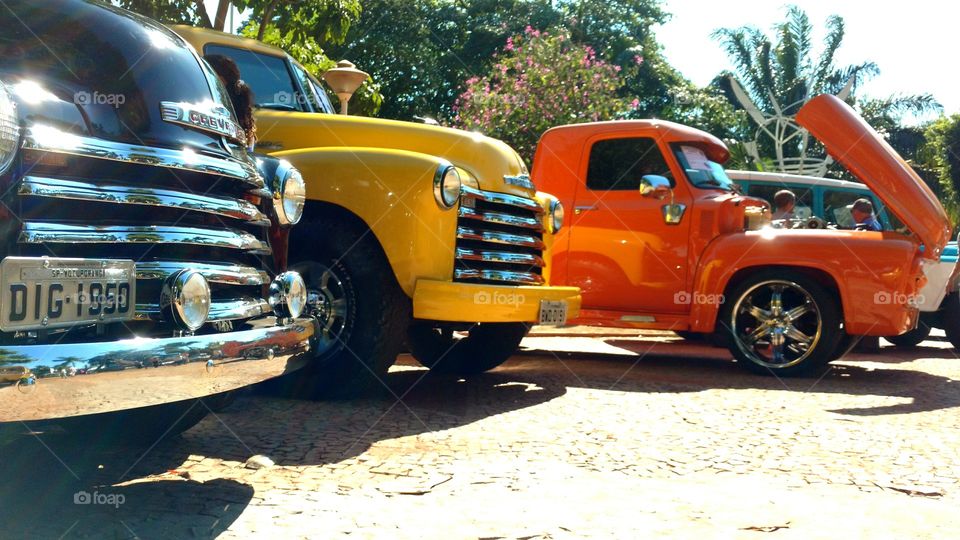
[
  {"xmin": 0, "ymin": 433, "xmax": 252, "ymax": 539},
  {"xmin": 170, "ymin": 362, "xmax": 567, "ymax": 468},
  {"xmin": 518, "ymin": 339, "xmax": 960, "ymax": 417}
]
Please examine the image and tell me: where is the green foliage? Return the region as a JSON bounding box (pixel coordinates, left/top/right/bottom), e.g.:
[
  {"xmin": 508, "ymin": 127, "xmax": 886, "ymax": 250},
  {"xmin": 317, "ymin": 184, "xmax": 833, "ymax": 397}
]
[
  {"xmin": 326, "ymin": 0, "xmax": 674, "ymax": 121},
  {"xmin": 712, "ymin": 5, "xmax": 942, "ymax": 175},
  {"xmin": 455, "ymin": 29, "xmax": 628, "ymax": 164},
  {"xmin": 712, "ymin": 5, "xmax": 879, "ymax": 116},
  {"xmin": 110, "ymin": 0, "xmax": 207, "ymax": 24},
  {"xmin": 233, "ymin": 0, "xmax": 361, "ymax": 42},
  {"xmin": 921, "ymin": 116, "xmax": 960, "ymax": 222}
]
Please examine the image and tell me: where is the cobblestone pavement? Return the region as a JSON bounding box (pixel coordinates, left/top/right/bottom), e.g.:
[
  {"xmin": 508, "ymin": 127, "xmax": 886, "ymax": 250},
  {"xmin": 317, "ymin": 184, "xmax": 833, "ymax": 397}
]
[{"xmin": 3, "ymin": 329, "xmax": 960, "ymax": 538}]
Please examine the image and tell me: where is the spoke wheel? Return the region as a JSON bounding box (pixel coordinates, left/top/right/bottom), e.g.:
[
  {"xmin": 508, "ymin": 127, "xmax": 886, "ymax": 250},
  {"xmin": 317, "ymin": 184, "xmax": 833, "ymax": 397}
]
[{"xmin": 722, "ymin": 271, "xmax": 842, "ymax": 376}]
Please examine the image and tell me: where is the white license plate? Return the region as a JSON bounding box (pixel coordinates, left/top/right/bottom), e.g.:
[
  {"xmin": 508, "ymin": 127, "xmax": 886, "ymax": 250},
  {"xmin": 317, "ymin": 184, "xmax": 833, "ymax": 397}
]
[
  {"xmin": 538, "ymin": 300, "xmax": 568, "ymax": 326},
  {"xmin": 0, "ymin": 257, "xmax": 136, "ymax": 331}
]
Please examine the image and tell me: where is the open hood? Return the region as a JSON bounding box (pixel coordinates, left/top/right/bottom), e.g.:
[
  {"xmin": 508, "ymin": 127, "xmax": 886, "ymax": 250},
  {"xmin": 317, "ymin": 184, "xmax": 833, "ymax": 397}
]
[{"xmin": 796, "ymin": 94, "xmax": 951, "ymax": 259}]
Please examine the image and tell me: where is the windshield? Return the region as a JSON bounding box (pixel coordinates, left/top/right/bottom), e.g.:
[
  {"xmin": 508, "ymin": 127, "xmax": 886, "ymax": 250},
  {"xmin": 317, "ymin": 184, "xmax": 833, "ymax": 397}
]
[
  {"xmin": 671, "ymin": 143, "xmax": 736, "ymax": 191},
  {"xmin": 204, "ymin": 44, "xmax": 305, "ymax": 111}
]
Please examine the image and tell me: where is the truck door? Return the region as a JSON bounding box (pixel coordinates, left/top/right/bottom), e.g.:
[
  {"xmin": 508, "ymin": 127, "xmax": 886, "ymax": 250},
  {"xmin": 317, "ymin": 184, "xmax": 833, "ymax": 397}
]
[{"xmin": 568, "ymin": 136, "xmax": 692, "ymax": 314}]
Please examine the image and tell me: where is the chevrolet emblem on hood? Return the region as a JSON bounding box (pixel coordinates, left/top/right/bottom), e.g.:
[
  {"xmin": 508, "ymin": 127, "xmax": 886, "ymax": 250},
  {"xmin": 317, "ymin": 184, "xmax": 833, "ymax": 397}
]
[
  {"xmin": 504, "ymin": 174, "xmax": 535, "ymax": 190},
  {"xmin": 160, "ymin": 101, "xmax": 245, "ymax": 143}
]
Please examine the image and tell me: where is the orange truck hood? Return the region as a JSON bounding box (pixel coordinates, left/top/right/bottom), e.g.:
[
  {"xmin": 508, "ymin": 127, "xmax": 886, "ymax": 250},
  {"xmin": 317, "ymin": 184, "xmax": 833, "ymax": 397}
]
[{"xmin": 796, "ymin": 94, "xmax": 952, "ymax": 258}]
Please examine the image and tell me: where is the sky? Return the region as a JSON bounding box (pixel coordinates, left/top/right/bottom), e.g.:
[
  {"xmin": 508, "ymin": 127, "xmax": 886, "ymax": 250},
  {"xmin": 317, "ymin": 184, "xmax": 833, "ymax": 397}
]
[{"xmin": 657, "ymin": 0, "xmax": 959, "ymax": 121}]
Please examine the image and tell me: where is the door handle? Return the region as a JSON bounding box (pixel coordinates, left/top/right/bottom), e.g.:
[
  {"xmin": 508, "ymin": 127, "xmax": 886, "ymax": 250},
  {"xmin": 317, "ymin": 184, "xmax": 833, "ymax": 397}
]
[{"xmin": 574, "ymin": 205, "xmax": 598, "ymax": 215}]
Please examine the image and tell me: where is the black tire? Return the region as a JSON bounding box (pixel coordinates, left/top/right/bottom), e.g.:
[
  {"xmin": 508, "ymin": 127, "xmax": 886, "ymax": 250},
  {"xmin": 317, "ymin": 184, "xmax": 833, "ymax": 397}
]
[
  {"xmin": 407, "ymin": 322, "xmax": 530, "ymax": 375},
  {"xmin": 940, "ymin": 292, "xmax": 960, "ymax": 349},
  {"xmin": 288, "ymin": 216, "xmax": 410, "ymax": 398},
  {"xmin": 885, "ymin": 319, "xmax": 932, "ymax": 348},
  {"xmin": 829, "ymin": 332, "xmax": 861, "ymax": 361},
  {"xmin": 720, "ymin": 270, "xmax": 842, "ymax": 377}
]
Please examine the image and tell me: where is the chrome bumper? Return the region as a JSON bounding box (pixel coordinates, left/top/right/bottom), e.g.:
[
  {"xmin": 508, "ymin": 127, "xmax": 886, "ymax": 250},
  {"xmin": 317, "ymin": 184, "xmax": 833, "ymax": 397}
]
[{"xmin": 0, "ymin": 317, "xmax": 322, "ymax": 424}]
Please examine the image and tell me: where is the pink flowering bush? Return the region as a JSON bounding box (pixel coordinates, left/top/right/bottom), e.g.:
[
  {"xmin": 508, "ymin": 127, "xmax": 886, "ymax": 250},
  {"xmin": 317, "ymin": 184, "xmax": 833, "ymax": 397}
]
[{"xmin": 454, "ymin": 27, "xmax": 630, "ymax": 165}]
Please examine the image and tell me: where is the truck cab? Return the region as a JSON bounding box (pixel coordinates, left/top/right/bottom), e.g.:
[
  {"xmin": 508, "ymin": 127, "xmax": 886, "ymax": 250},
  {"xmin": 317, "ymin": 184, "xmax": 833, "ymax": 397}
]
[
  {"xmin": 0, "ymin": 0, "xmax": 320, "ymax": 440},
  {"xmin": 171, "ymin": 27, "xmax": 581, "ymax": 392},
  {"xmin": 534, "ymin": 95, "xmax": 954, "ymax": 376}
]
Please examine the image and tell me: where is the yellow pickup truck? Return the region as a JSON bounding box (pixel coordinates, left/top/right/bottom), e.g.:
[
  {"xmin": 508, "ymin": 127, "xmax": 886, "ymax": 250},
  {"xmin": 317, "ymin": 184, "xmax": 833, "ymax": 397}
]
[{"xmin": 173, "ymin": 27, "xmax": 581, "ymax": 394}]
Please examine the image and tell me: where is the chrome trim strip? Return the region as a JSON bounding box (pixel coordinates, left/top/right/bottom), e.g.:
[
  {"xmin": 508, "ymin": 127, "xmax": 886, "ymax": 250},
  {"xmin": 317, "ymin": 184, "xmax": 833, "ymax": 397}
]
[
  {"xmin": 456, "ymin": 226, "xmax": 545, "ymax": 250},
  {"xmin": 21, "ymin": 125, "xmax": 264, "ymax": 189},
  {"xmin": 19, "ymin": 223, "xmax": 271, "ymax": 254},
  {"xmin": 0, "ymin": 317, "xmax": 325, "ymax": 423},
  {"xmin": 19, "ymin": 176, "xmax": 270, "ymax": 226},
  {"xmin": 136, "ymin": 297, "xmax": 269, "ymax": 322},
  {"xmin": 461, "ymin": 186, "xmax": 543, "ymax": 214},
  {"xmin": 456, "ymin": 248, "xmax": 545, "ymax": 268},
  {"xmin": 454, "ymin": 268, "xmax": 545, "ymax": 285},
  {"xmin": 136, "ymin": 262, "xmax": 270, "ymax": 286},
  {"xmin": 459, "ymin": 206, "xmax": 544, "ymax": 231}
]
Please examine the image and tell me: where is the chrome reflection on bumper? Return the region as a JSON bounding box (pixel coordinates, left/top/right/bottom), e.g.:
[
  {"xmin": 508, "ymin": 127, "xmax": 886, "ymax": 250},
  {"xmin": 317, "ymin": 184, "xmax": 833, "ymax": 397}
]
[{"xmin": 0, "ymin": 317, "xmax": 324, "ymax": 423}]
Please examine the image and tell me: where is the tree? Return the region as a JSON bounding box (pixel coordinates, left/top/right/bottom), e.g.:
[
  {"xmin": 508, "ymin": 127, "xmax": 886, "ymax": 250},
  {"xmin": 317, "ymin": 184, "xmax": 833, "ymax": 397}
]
[
  {"xmin": 111, "ymin": 0, "xmax": 208, "ymax": 24},
  {"xmin": 455, "ymin": 28, "xmax": 628, "ymax": 164},
  {"xmin": 712, "ymin": 5, "xmax": 941, "ymax": 174},
  {"xmin": 324, "ymin": 0, "xmax": 676, "ymax": 121},
  {"xmin": 921, "ymin": 115, "xmax": 960, "ymax": 222}
]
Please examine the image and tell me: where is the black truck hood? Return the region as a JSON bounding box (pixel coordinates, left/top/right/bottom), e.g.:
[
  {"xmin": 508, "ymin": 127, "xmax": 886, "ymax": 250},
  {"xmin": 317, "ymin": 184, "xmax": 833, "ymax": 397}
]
[{"xmin": 0, "ymin": 0, "xmax": 240, "ymax": 157}]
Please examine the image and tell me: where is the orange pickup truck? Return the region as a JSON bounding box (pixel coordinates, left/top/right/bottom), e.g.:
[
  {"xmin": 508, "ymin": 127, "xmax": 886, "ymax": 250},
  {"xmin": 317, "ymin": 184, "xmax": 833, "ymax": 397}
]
[{"xmin": 533, "ymin": 95, "xmax": 954, "ymax": 376}]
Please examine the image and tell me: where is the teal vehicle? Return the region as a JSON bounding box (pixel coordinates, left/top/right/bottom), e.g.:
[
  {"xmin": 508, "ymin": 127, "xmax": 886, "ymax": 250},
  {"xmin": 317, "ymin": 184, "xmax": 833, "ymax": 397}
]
[
  {"xmin": 729, "ymin": 170, "xmax": 960, "ymax": 348},
  {"xmin": 729, "ymin": 170, "xmax": 904, "ymax": 230}
]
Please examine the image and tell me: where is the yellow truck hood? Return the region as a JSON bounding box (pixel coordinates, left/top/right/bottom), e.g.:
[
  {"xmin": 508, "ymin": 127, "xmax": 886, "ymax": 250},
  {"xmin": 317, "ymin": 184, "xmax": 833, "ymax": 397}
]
[{"xmin": 255, "ymin": 110, "xmax": 535, "ymax": 197}]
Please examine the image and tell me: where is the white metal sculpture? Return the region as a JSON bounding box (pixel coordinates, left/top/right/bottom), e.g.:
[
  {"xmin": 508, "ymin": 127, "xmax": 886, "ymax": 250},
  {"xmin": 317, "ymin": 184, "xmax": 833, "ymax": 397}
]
[{"xmin": 729, "ymin": 75, "xmax": 855, "ymax": 177}]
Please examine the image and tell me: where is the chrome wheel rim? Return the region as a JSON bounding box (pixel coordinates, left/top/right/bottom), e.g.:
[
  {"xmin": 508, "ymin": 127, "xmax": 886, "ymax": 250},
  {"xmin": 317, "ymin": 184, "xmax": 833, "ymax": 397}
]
[
  {"xmin": 730, "ymin": 280, "xmax": 822, "ymax": 369},
  {"xmin": 301, "ymin": 263, "xmax": 350, "ymax": 344}
]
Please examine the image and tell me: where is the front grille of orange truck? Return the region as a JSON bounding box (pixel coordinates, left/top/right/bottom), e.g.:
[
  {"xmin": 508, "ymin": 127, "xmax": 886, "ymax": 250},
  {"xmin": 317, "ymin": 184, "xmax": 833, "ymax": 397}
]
[{"xmin": 454, "ymin": 186, "xmax": 545, "ymax": 286}]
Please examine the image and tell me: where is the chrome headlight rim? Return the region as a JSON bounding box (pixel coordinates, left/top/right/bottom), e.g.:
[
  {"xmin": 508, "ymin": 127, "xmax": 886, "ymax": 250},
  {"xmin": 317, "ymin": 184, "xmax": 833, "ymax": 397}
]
[
  {"xmin": 160, "ymin": 269, "xmax": 211, "ymax": 332},
  {"xmin": 433, "ymin": 162, "xmax": 461, "ymax": 210},
  {"xmin": 269, "ymin": 271, "xmax": 307, "ymax": 320},
  {"xmin": 272, "ymin": 160, "xmax": 306, "ymax": 226},
  {"xmin": 550, "ymin": 199, "xmax": 564, "ymax": 233},
  {"xmin": 0, "ymin": 80, "xmax": 20, "ymax": 177}
]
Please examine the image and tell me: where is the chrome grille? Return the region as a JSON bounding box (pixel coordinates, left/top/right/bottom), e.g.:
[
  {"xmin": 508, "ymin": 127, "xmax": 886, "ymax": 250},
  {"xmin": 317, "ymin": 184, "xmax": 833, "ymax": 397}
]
[
  {"xmin": 14, "ymin": 127, "xmax": 275, "ymax": 330},
  {"xmin": 454, "ymin": 186, "xmax": 545, "ymax": 286}
]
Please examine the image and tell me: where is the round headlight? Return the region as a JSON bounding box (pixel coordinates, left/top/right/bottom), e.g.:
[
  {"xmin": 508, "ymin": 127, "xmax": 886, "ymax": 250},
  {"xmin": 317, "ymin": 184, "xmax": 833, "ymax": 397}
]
[
  {"xmin": 550, "ymin": 199, "xmax": 564, "ymax": 232},
  {"xmin": 433, "ymin": 163, "xmax": 461, "ymax": 209},
  {"xmin": 273, "ymin": 161, "xmax": 306, "ymax": 225},
  {"xmin": 161, "ymin": 269, "xmax": 211, "ymax": 332},
  {"xmin": 0, "ymin": 82, "xmax": 20, "ymax": 176},
  {"xmin": 269, "ymin": 271, "xmax": 307, "ymax": 319}
]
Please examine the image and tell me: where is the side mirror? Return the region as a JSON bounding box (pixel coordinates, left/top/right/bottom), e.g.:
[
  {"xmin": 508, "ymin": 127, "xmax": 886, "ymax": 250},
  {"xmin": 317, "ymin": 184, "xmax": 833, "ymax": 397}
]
[{"xmin": 639, "ymin": 175, "xmax": 671, "ymax": 200}]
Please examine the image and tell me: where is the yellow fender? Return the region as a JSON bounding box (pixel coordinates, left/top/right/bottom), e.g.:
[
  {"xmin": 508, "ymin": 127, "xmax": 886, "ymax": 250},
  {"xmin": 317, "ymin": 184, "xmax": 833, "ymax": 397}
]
[{"xmin": 274, "ymin": 146, "xmax": 458, "ymax": 297}]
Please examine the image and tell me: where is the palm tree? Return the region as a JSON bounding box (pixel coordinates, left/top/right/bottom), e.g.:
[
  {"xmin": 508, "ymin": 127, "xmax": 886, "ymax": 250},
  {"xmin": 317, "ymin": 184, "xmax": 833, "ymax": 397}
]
[{"xmin": 712, "ymin": 5, "xmax": 940, "ymax": 174}]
